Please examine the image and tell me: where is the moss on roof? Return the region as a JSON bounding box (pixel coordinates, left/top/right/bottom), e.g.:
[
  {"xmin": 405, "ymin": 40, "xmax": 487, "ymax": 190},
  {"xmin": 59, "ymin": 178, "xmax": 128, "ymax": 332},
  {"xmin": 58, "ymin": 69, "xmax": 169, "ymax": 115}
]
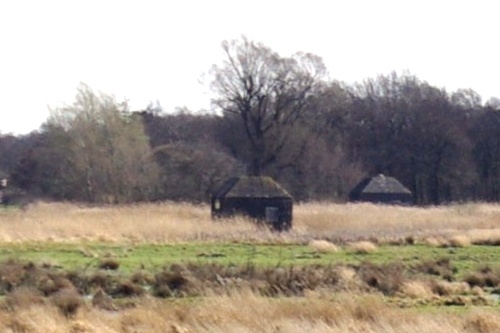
[{"xmin": 214, "ymin": 176, "xmax": 292, "ymax": 199}]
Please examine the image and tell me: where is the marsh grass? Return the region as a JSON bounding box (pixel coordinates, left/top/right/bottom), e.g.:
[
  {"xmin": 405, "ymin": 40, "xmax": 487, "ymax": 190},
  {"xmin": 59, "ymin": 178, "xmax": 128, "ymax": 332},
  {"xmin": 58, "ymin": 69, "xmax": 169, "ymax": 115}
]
[
  {"xmin": 0, "ymin": 201, "xmax": 500, "ymax": 331},
  {"xmin": 1, "ymin": 291, "xmax": 500, "ymax": 333},
  {"xmin": 3, "ymin": 254, "xmax": 494, "ymax": 303},
  {"xmin": 0, "ymin": 201, "xmax": 499, "ymax": 245}
]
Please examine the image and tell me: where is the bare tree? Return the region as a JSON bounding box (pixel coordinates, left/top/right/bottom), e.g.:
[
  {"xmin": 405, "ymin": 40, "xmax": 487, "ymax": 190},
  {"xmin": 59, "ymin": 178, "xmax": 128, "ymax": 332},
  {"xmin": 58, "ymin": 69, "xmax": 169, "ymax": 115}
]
[
  {"xmin": 471, "ymin": 106, "xmax": 500, "ymax": 201},
  {"xmin": 346, "ymin": 72, "xmax": 477, "ymax": 204},
  {"xmin": 210, "ymin": 36, "xmax": 326, "ymax": 176}
]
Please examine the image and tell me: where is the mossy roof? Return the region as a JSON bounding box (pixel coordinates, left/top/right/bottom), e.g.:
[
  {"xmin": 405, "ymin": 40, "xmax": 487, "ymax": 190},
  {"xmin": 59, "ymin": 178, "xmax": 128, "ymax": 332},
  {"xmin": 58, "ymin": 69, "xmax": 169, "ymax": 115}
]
[{"xmin": 214, "ymin": 176, "xmax": 292, "ymax": 199}]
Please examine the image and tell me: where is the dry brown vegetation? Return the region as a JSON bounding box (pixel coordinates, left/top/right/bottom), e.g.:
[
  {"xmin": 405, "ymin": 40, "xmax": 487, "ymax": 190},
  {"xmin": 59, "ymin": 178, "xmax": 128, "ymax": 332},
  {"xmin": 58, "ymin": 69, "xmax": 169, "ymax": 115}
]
[
  {"xmin": 2, "ymin": 256, "xmax": 495, "ymax": 306},
  {"xmin": 348, "ymin": 241, "xmax": 378, "ymax": 254},
  {"xmin": 1, "ymin": 201, "xmax": 500, "ymax": 332},
  {"xmin": 308, "ymin": 239, "xmax": 340, "ymax": 253},
  {"xmin": 1, "ymin": 291, "xmax": 500, "ymax": 333},
  {"xmin": 0, "ymin": 201, "xmax": 499, "ymax": 245}
]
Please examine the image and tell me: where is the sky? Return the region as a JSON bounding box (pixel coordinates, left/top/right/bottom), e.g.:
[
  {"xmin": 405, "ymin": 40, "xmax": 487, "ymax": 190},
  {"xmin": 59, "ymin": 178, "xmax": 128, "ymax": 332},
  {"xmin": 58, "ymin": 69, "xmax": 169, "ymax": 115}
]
[{"xmin": 0, "ymin": 0, "xmax": 498, "ymax": 135}]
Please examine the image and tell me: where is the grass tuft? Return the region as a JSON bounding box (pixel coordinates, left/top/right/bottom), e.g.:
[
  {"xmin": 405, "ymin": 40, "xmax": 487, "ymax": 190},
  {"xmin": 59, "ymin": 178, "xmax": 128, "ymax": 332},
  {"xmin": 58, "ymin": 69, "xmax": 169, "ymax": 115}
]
[
  {"xmin": 349, "ymin": 241, "xmax": 377, "ymax": 254},
  {"xmin": 448, "ymin": 235, "xmax": 472, "ymax": 248},
  {"xmin": 465, "ymin": 312, "xmax": 500, "ymax": 333},
  {"xmin": 399, "ymin": 280, "xmax": 434, "ymax": 299},
  {"xmin": 6, "ymin": 287, "xmax": 45, "ymax": 309},
  {"xmin": 51, "ymin": 288, "xmax": 83, "ymax": 317},
  {"xmin": 357, "ymin": 262, "xmax": 405, "ymax": 295},
  {"xmin": 98, "ymin": 259, "xmax": 120, "ymax": 270},
  {"xmin": 153, "ymin": 271, "xmax": 190, "ymax": 298},
  {"xmin": 414, "ymin": 258, "xmax": 456, "ymax": 281},
  {"xmin": 308, "ymin": 240, "xmax": 340, "ymax": 253}
]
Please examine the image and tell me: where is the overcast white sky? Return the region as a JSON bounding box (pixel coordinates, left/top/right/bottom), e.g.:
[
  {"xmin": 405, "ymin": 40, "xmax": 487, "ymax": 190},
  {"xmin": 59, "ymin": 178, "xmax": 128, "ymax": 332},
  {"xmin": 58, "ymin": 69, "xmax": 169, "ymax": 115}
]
[{"xmin": 0, "ymin": 0, "xmax": 498, "ymax": 134}]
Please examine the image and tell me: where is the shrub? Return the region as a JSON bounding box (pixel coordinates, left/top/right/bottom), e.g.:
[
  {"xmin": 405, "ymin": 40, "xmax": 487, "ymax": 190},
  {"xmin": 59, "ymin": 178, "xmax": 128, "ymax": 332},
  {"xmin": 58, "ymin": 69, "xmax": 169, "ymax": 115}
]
[
  {"xmin": 111, "ymin": 280, "xmax": 145, "ymax": 298},
  {"xmin": 464, "ymin": 273, "xmax": 484, "ymax": 288},
  {"xmin": 51, "ymin": 288, "xmax": 83, "ymax": 317},
  {"xmin": 259, "ymin": 265, "xmax": 338, "ymax": 296},
  {"xmin": 463, "ymin": 268, "xmax": 500, "ymax": 288},
  {"xmin": 98, "ymin": 259, "xmax": 120, "ymax": 270},
  {"xmin": 37, "ymin": 274, "xmax": 74, "ymax": 296},
  {"xmin": 430, "ymin": 280, "xmax": 470, "ymax": 296},
  {"xmin": 404, "ymin": 236, "xmax": 415, "ymax": 245},
  {"xmin": 88, "ymin": 272, "xmax": 119, "ymax": 293},
  {"xmin": 153, "ymin": 271, "xmax": 189, "ymax": 298},
  {"xmin": 357, "ymin": 262, "xmax": 405, "ymax": 295},
  {"xmin": 6, "ymin": 286, "xmax": 45, "ymax": 309},
  {"xmin": 414, "ymin": 258, "xmax": 456, "ymax": 281},
  {"xmin": 65, "ymin": 270, "xmax": 89, "ymax": 295},
  {"xmin": 92, "ymin": 288, "xmax": 117, "ymax": 310},
  {"xmin": 130, "ymin": 270, "xmax": 155, "ymax": 286},
  {"xmin": 0, "ymin": 259, "xmax": 26, "ymax": 293}
]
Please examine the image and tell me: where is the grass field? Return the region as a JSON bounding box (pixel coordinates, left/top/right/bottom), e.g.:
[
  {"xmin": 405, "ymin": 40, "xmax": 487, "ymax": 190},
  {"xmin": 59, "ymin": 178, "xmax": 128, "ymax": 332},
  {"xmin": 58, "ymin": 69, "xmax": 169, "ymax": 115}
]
[
  {"xmin": 1, "ymin": 201, "xmax": 499, "ymax": 244},
  {"xmin": 2, "ymin": 241, "xmax": 500, "ymax": 277},
  {"xmin": 0, "ymin": 201, "xmax": 500, "ymax": 332}
]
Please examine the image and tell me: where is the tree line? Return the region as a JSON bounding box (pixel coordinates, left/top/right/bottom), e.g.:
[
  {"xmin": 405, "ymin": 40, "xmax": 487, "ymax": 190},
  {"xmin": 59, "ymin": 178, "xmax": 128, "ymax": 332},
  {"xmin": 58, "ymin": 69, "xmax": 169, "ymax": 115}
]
[{"xmin": 1, "ymin": 37, "xmax": 499, "ymax": 205}]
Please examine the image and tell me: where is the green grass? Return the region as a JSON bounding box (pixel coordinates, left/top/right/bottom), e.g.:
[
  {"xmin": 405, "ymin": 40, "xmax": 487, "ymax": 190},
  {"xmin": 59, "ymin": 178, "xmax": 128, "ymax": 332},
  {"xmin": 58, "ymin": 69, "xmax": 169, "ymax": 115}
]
[{"xmin": 1, "ymin": 242, "xmax": 500, "ymax": 278}]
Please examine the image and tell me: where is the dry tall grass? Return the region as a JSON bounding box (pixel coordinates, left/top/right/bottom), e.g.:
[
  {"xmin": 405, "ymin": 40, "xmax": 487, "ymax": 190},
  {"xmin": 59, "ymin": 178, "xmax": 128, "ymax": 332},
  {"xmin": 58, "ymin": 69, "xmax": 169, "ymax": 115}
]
[
  {"xmin": 0, "ymin": 201, "xmax": 499, "ymax": 244},
  {"xmin": 348, "ymin": 241, "xmax": 378, "ymax": 254},
  {"xmin": 308, "ymin": 239, "xmax": 340, "ymax": 253},
  {"xmin": 0, "ymin": 291, "xmax": 499, "ymax": 333},
  {"xmin": 1, "ymin": 201, "xmax": 500, "ymax": 332}
]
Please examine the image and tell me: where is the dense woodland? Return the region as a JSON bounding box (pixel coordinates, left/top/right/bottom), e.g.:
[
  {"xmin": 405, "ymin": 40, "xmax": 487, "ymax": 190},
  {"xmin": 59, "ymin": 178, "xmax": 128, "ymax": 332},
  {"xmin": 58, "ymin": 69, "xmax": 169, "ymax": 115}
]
[{"xmin": 1, "ymin": 37, "xmax": 499, "ymax": 205}]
